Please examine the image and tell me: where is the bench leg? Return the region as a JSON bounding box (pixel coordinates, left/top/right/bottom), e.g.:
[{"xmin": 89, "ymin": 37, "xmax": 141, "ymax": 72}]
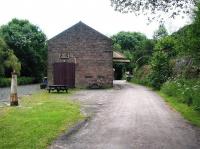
[{"xmin": 48, "ymin": 89, "xmax": 50, "ymax": 93}]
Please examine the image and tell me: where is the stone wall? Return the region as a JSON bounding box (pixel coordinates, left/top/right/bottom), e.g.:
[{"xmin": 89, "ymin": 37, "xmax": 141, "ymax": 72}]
[{"xmin": 48, "ymin": 22, "xmax": 113, "ymax": 88}]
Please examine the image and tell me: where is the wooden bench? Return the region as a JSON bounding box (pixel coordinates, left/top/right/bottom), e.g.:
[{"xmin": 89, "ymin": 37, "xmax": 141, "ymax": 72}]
[{"xmin": 47, "ymin": 85, "xmax": 68, "ymax": 93}]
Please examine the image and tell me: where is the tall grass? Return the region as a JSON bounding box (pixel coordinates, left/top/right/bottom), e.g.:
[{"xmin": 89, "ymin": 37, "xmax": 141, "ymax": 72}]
[{"xmin": 161, "ymin": 79, "xmax": 200, "ymax": 112}]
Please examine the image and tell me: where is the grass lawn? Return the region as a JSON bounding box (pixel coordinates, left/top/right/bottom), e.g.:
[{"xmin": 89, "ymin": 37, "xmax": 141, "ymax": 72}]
[
  {"xmin": 159, "ymin": 92, "xmax": 200, "ymax": 127},
  {"xmin": 0, "ymin": 91, "xmax": 84, "ymax": 149}
]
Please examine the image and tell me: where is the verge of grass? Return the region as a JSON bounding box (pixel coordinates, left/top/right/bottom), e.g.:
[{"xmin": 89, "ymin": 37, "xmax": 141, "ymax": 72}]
[
  {"xmin": 158, "ymin": 91, "xmax": 200, "ymax": 127},
  {"xmin": 0, "ymin": 91, "xmax": 84, "ymax": 149},
  {"xmin": 130, "ymin": 79, "xmax": 200, "ymax": 127}
]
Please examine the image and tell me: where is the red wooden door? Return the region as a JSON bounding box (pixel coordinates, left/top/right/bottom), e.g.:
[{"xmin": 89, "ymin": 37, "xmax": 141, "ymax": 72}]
[{"xmin": 53, "ymin": 62, "xmax": 75, "ymax": 87}]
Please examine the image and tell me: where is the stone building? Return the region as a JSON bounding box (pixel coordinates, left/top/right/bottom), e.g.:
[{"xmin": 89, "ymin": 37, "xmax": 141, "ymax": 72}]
[{"xmin": 48, "ymin": 21, "xmax": 113, "ymax": 88}]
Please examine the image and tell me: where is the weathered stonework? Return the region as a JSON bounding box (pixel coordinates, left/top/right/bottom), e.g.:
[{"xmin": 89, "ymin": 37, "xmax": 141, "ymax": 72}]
[{"xmin": 48, "ymin": 22, "xmax": 113, "ymax": 88}]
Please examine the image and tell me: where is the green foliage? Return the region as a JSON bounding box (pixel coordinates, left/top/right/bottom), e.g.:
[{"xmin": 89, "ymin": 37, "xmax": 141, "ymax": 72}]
[
  {"xmin": 153, "ymin": 24, "xmax": 168, "ymax": 40},
  {"xmin": 159, "ymin": 92, "xmax": 200, "ymax": 127},
  {"xmin": 4, "ymin": 50, "xmax": 21, "ymax": 74},
  {"xmin": 172, "ymin": 3, "xmax": 200, "ymax": 62},
  {"xmin": 0, "ymin": 37, "xmax": 21, "ymax": 76},
  {"xmin": 131, "ymin": 65, "xmax": 151, "ymax": 86},
  {"xmin": 0, "ymin": 77, "xmax": 35, "ymax": 87},
  {"xmin": 127, "ymin": 3, "xmax": 200, "ymax": 126},
  {"xmin": 149, "ymin": 50, "xmax": 171, "ymax": 89},
  {"xmin": 134, "ymin": 3, "xmax": 200, "ymax": 88},
  {"xmin": 170, "ymin": 4, "xmax": 200, "ymax": 78},
  {"xmin": 0, "ymin": 38, "xmax": 7, "ymax": 75},
  {"xmin": 18, "ymin": 77, "xmax": 35, "ymax": 85},
  {"xmin": 173, "ymin": 24, "xmax": 200, "ymax": 61},
  {"xmin": 112, "ymin": 43, "xmax": 122, "ymax": 51},
  {"xmin": 191, "ymin": 3, "xmax": 200, "ymax": 62},
  {"xmin": 154, "ymin": 36, "xmax": 177, "ymax": 58},
  {"xmin": 161, "ymin": 79, "xmax": 200, "ymax": 112},
  {"xmin": 0, "ymin": 18, "xmax": 47, "ymax": 81},
  {"xmin": 0, "ymin": 91, "xmax": 84, "ymax": 149},
  {"xmin": 0, "ymin": 77, "xmax": 10, "ymax": 87},
  {"xmin": 112, "ymin": 31, "xmax": 147, "ymax": 51},
  {"xmin": 112, "ymin": 31, "xmax": 153, "ymax": 73}
]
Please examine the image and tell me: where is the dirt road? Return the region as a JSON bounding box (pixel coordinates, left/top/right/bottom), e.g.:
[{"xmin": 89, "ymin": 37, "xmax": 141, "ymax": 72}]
[{"xmin": 51, "ymin": 81, "xmax": 200, "ymax": 149}]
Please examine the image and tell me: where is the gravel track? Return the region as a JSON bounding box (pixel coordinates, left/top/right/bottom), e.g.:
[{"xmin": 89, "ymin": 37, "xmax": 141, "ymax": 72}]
[{"xmin": 51, "ymin": 80, "xmax": 200, "ymax": 149}]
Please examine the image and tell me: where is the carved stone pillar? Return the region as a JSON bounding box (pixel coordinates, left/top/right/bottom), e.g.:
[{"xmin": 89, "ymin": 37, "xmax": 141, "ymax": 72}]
[{"xmin": 10, "ymin": 72, "xmax": 18, "ymax": 106}]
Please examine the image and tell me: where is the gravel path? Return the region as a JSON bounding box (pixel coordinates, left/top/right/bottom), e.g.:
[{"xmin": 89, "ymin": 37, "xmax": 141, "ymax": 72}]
[
  {"xmin": 51, "ymin": 81, "xmax": 200, "ymax": 149},
  {"xmin": 0, "ymin": 84, "xmax": 40, "ymax": 103}
]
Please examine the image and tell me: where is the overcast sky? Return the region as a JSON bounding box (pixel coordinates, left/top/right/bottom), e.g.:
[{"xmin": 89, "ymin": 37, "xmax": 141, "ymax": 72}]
[{"xmin": 0, "ymin": 0, "xmax": 192, "ymax": 39}]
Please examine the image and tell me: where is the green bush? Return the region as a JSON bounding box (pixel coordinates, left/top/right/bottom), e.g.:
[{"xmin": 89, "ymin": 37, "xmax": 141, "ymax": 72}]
[
  {"xmin": 161, "ymin": 79, "xmax": 200, "ymax": 112},
  {"xmin": 0, "ymin": 77, "xmax": 10, "ymax": 87},
  {"xmin": 18, "ymin": 77, "xmax": 35, "ymax": 85},
  {"xmin": 0, "ymin": 77, "xmax": 35, "ymax": 87},
  {"xmin": 149, "ymin": 50, "xmax": 171, "ymax": 89},
  {"xmin": 131, "ymin": 78, "xmax": 150, "ymax": 86},
  {"xmin": 131, "ymin": 65, "xmax": 151, "ymax": 86}
]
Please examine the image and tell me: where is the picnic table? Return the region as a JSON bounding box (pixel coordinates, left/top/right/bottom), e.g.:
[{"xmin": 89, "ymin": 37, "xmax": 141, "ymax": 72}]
[{"xmin": 47, "ymin": 85, "xmax": 68, "ymax": 93}]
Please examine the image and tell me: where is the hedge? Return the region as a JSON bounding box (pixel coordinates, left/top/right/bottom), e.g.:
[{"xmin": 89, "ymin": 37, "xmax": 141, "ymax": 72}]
[{"xmin": 0, "ymin": 77, "xmax": 35, "ymax": 87}]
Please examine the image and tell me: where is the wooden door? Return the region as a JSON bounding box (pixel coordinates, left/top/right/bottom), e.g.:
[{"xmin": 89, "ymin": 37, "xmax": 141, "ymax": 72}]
[{"xmin": 53, "ymin": 62, "xmax": 75, "ymax": 87}]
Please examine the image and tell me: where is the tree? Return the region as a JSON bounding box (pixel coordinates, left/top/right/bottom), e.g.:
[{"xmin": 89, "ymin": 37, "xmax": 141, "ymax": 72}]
[
  {"xmin": 149, "ymin": 50, "xmax": 171, "ymax": 89},
  {"xmin": 0, "ymin": 18, "xmax": 47, "ymax": 81},
  {"xmin": 169, "ymin": 4, "xmax": 200, "ymax": 78},
  {"xmin": 172, "ymin": 3, "xmax": 200, "ymax": 62},
  {"xmin": 153, "ymin": 24, "xmax": 168, "ymax": 40},
  {"xmin": 0, "ymin": 38, "xmax": 21, "ymax": 75},
  {"xmin": 112, "ymin": 31, "xmax": 153, "ymax": 71},
  {"xmin": 0, "ymin": 38, "xmax": 7, "ymax": 75},
  {"xmin": 190, "ymin": 2, "xmax": 200, "ymax": 63},
  {"xmin": 112, "ymin": 31, "xmax": 147, "ymax": 51},
  {"xmin": 154, "ymin": 36, "xmax": 176, "ymax": 58},
  {"xmin": 110, "ymin": 0, "xmax": 196, "ymax": 22},
  {"xmin": 4, "ymin": 50, "xmax": 21, "ymax": 74}
]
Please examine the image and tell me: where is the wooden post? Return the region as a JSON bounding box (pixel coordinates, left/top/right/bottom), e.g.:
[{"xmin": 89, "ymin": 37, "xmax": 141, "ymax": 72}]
[{"xmin": 10, "ymin": 72, "xmax": 18, "ymax": 106}]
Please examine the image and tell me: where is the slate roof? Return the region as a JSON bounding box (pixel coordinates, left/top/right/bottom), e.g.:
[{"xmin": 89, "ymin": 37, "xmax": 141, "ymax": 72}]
[
  {"xmin": 113, "ymin": 51, "xmax": 130, "ymax": 63},
  {"xmin": 48, "ymin": 21, "xmax": 111, "ymax": 42}
]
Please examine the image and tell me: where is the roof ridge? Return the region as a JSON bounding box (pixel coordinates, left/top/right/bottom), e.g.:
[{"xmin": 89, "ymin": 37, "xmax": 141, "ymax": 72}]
[{"xmin": 48, "ymin": 21, "xmax": 111, "ymax": 42}]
